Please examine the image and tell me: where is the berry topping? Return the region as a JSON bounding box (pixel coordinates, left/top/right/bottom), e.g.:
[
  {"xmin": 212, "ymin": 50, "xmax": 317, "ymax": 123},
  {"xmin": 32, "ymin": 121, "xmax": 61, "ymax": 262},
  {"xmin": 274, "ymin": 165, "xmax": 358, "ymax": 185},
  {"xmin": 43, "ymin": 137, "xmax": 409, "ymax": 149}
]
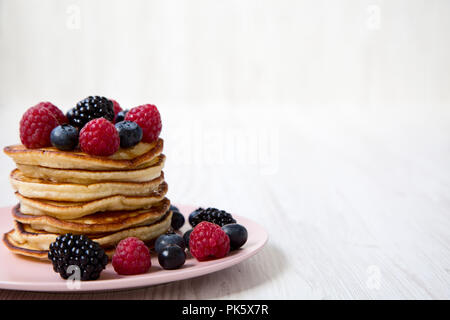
[
  {"xmin": 48, "ymin": 234, "xmax": 108, "ymax": 281},
  {"xmin": 37, "ymin": 102, "xmax": 68, "ymax": 124},
  {"xmin": 158, "ymin": 244, "xmax": 186, "ymax": 270},
  {"xmin": 189, "ymin": 207, "xmax": 236, "ymax": 227},
  {"xmin": 111, "ymin": 99, "xmax": 122, "ymax": 122},
  {"xmin": 67, "ymin": 96, "xmax": 115, "ymax": 129},
  {"xmin": 222, "ymin": 224, "xmax": 248, "ymax": 250},
  {"xmin": 112, "ymin": 237, "xmax": 151, "ymax": 275},
  {"xmin": 183, "ymin": 229, "xmax": 193, "ymax": 249},
  {"xmin": 154, "ymin": 234, "xmax": 186, "ymax": 254},
  {"xmin": 115, "ymin": 120, "xmax": 143, "ymax": 148},
  {"xmin": 115, "ymin": 109, "xmax": 129, "ymax": 123},
  {"xmin": 79, "ymin": 118, "xmax": 120, "ymax": 156},
  {"xmin": 50, "ymin": 124, "xmax": 79, "ymax": 151},
  {"xmin": 20, "ymin": 104, "xmax": 60, "ymax": 149},
  {"xmin": 189, "ymin": 221, "xmax": 230, "ymax": 261},
  {"xmin": 125, "ymin": 104, "xmax": 162, "ymax": 143},
  {"xmin": 189, "ymin": 208, "xmax": 203, "ymax": 226},
  {"xmin": 171, "ymin": 210, "xmax": 185, "ymax": 230}
]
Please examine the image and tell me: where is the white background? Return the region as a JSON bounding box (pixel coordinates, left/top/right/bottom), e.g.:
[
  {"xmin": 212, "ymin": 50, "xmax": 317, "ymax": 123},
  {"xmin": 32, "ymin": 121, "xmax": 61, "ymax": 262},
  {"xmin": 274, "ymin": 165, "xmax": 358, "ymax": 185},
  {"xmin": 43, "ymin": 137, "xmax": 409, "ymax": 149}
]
[{"xmin": 0, "ymin": 0, "xmax": 450, "ymax": 299}]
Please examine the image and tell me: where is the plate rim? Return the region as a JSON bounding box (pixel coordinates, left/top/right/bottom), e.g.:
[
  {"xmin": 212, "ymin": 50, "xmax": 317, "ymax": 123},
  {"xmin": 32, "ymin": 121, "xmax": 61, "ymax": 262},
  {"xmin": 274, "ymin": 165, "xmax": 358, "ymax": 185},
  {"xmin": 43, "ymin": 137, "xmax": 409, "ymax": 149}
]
[{"xmin": 0, "ymin": 207, "xmax": 268, "ymax": 292}]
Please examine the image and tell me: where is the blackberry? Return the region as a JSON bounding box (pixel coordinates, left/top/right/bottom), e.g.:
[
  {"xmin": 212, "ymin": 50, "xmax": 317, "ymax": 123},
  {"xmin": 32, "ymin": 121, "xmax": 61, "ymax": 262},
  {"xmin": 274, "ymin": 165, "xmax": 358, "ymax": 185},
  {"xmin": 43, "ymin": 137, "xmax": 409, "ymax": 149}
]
[
  {"xmin": 48, "ymin": 234, "xmax": 108, "ymax": 281},
  {"xmin": 189, "ymin": 207, "xmax": 236, "ymax": 227},
  {"xmin": 67, "ymin": 96, "xmax": 114, "ymax": 129}
]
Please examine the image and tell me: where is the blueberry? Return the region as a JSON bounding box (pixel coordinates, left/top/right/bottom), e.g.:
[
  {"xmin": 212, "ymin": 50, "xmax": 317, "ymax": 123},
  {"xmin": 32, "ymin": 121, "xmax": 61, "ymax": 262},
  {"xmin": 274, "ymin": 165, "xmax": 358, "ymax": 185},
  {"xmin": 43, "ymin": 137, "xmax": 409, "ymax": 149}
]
[
  {"xmin": 50, "ymin": 124, "xmax": 79, "ymax": 151},
  {"xmin": 170, "ymin": 205, "xmax": 179, "ymax": 212},
  {"xmin": 158, "ymin": 244, "xmax": 186, "ymax": 270},
  {"xmin": 183, "ymin": 229, "xmax": 193, "ymax": 249},
  {"xmin": 115, "ymin": 109, "xmax": 129, "ymax": 123},
  {"xmin": 222, "ymin": 224, "xmax": 248, "ymax": 250},
  {"xmin": 115, "ymin": 120, "xmax": 143, "ymax": 148},
  {"xmin": 154, "ymin": 234, "xmax": 185, "ymax": 254},
  {"xmin": 189, "ymin": 208, "xmax": 203, "ymax": 227},
  {"xmin": 171, "ymin": 211, "xmax": 185, "ymax": 230}
]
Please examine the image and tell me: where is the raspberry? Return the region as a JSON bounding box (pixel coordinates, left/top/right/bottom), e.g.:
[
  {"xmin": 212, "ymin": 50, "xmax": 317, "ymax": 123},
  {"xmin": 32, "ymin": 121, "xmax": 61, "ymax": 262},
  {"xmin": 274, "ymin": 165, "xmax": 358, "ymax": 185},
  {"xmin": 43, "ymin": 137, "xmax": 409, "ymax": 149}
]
[
  {"xmin": 189, "ymin": 221, "xmax": 230, "ymax": 261},
  {"xmin": 111, "ymin": 99, "xmax": 123, "ymax": 122},
  {"xmin": 79, "ymin": 118, "xmax": 120, "ymax": 156},
  {"xmin": 112, "ymin": 237, "xmax": 151, "ymax": 275},
  {"xmin": 37, "ymin": 102, "xmax": 68, "ymax": 124},
  {"xmin": 125, "ymin": 104, "xmax": 162, "ymax": 143},
  {"xmin": 20, "ymin": 105, "xmax": 60, "ymax": 149}
]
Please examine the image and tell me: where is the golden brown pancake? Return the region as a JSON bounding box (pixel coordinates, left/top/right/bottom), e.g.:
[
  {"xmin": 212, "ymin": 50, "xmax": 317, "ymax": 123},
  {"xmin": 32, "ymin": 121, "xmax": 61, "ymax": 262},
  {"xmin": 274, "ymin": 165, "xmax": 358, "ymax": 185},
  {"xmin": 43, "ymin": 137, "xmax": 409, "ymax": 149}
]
[
  {"xmin": 3, "ymin": 211, "xmax": 172, "ymax": 260},
  {"xmin": 12, "ymin": 198, "xmax": 170, "ymax": 233},
  {"xmin": 3, "ymin": 138, "xmax": 163, "ymax": 170},
  {"xmin": 16, "ymin": 180, "xmax": 168, "ymax": 219},
  {"xmin": 10, "ymin": 169, "xmax": 165, "ymax": 201},
  {"xmin": 16, "ymin": 154, "xmax": 165, "ymax": 184}
]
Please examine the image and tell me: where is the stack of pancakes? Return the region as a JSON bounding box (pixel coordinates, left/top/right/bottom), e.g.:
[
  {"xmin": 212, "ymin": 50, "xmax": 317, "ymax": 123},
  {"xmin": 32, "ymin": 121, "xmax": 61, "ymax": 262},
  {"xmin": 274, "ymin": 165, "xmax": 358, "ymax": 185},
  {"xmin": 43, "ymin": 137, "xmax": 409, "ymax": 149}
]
[{"xmin": 2, "ymin": 138, "xmax": 172, "ymax": 259}]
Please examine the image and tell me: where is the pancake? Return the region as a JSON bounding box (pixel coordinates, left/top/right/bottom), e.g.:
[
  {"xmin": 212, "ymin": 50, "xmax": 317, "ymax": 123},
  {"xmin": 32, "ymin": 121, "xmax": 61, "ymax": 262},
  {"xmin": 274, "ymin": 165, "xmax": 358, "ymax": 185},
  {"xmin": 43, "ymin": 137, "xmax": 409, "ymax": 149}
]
[
  {"xmin": 3, "ymin": 138, "xmax": 163, "ymax": 170},
  {"xmin": 16, "ymin": 154, "xmax": 165, "ymax": 184},
  {"xmin": 3, "ymin": 211, "xmax": 172, "ymax": 260},
  {"xmin": 12, "ymin": 199, "xmax": 170, "ymax": 234},
  {"xmin": 16, "ymin": 180, "xmax": 168, "ymax": 219},
  {"xmin": 11, "ymin": 169, "xmax": 165, "ymax": 201}
]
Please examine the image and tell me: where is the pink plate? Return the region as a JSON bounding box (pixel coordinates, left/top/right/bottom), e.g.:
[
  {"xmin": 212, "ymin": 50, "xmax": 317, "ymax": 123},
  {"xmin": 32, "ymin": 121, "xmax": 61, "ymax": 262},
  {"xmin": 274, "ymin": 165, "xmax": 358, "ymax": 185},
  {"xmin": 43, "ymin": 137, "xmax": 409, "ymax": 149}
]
[{"xmin": 0, "ymin": 205, "xmax": 268, "ymax": 292}]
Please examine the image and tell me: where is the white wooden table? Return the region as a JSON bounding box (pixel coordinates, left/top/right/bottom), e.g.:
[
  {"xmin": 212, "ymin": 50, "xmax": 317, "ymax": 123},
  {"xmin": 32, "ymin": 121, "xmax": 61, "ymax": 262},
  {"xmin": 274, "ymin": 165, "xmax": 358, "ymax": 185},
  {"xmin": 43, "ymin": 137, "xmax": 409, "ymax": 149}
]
[{"xmin": 0, "ymin": 104, "xmax": 449, "ymax": 299}]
